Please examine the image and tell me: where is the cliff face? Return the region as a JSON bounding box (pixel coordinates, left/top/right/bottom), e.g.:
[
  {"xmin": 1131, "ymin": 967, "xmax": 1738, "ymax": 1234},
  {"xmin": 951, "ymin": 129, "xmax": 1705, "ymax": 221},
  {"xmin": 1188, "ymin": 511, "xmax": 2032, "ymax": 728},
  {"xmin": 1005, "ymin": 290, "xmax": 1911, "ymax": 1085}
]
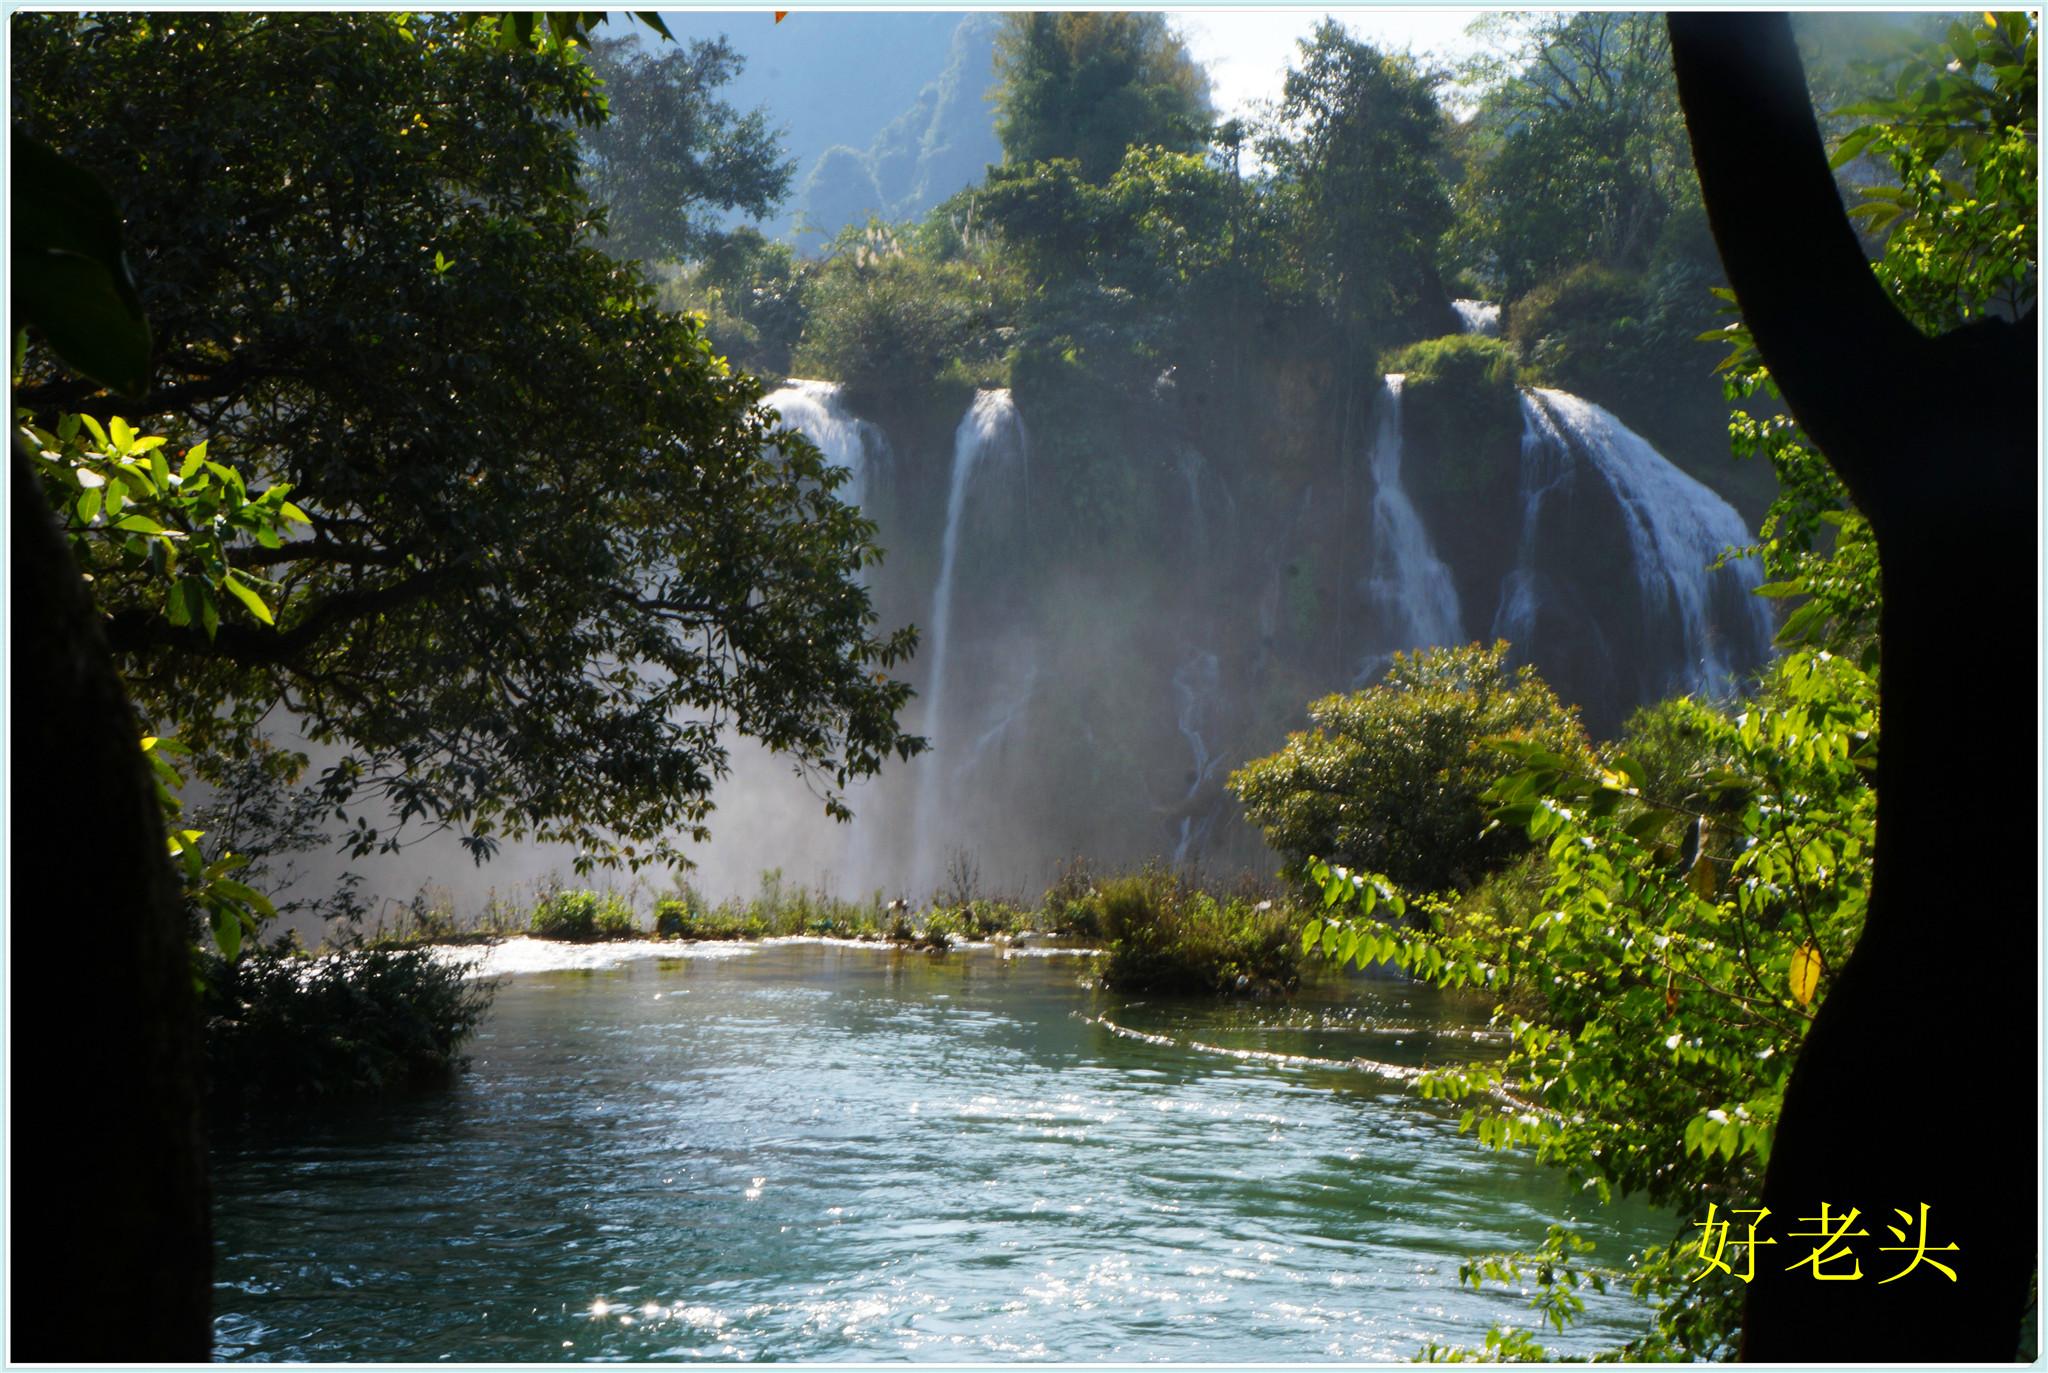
[{"xmin": 751, "ymin": 337, "xmax": 1771, "ymax": 899}]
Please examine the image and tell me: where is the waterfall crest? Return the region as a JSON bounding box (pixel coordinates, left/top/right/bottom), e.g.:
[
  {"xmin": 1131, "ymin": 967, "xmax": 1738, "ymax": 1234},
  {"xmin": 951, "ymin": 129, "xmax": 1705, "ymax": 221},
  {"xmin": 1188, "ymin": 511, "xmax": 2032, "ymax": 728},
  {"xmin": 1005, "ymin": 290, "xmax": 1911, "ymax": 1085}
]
[
  {"xmin": 1512, "ymin": 388, "xmax": 1771, "ymax": 697},
  {"xmin": 764, "ymin": 378, "xmax": 887, "ymax": 511},
  {"xmin": 1450, "ymin": 299, "xmax": 1502, "ymax": 337}
]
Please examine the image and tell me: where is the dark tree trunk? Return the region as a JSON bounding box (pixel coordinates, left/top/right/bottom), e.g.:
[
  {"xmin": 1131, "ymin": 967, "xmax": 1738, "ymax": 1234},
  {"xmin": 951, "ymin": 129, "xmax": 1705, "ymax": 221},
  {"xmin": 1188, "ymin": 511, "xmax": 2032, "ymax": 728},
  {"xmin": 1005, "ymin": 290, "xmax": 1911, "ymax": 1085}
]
[
  {"xmin": 10, "ymin": 450, "xmax": 213, "ymax": 1359},
  {"xmin": 1670, "ymin": 14, "xmax": 2036, "ymax": 1361}
]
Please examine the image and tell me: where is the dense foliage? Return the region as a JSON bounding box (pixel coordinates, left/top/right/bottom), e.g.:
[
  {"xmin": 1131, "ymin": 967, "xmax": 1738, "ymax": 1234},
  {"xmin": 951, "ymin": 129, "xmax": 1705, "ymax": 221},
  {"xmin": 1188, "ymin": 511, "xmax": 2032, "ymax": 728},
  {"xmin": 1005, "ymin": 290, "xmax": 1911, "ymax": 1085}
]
[
  {"xmin": 991, "ymin": 13, "xmax": 1211, "ymax": 181},
  {"xmin": 579, "ymin": 34, "xmax": 794, "ymax": 264},
  {"xmin": 529, "ymin": 888, "xmax": 640, "ymax": 941},
  {"xmin": 1304, "ymin": 640, "xmax": 1877, "ymax": 1357},
  {"xmin": 13, "ymin": 12, "xmax": 921, "ymax": 874},
  {"xmin": 1452, "ymin": 14, "xmax": 1692, "ymax": 301},
  {"xmin": 1093, "ymin": 869, "xmax": 1301, "ymax": 995},
  {"xmin": 1230, "ymin": 643, "xmax": 1592, "ymax": 895},
  {"xmin": 1263, "ymin": 23, "xmax": 1455, "ymax": 349},
  {"xmin": 1286, "ymin": 14, "xmax": 2035, "ymax": 1358},
  {"xmin": 206, "ymin": 944, "xmax": 493, "ymax": 1106}
]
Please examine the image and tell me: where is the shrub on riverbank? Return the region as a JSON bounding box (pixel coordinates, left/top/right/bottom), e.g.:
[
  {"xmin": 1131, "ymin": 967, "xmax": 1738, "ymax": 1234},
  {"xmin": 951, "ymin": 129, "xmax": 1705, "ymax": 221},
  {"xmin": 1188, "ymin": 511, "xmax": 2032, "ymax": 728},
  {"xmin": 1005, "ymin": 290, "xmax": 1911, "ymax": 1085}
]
[
  {"xmin": 530, "ymin": 889, "xmax": 638, "ymax": 940},
  {"xmin": 206, "ymin": 943, "xmax": 494, "ymax": 1106},
  {"xmin": 1094, "ymin": 869, "xmax": 1300, "ymax": 995}
]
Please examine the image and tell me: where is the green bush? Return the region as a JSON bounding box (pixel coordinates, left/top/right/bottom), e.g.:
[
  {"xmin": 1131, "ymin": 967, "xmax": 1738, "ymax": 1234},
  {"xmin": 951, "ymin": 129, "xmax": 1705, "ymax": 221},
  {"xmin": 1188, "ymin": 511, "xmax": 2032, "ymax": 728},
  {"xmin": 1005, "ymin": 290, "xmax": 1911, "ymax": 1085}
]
[
  {"xmin": 1230, "ymin": 642, "xmax": 1592, "ymax": 895},
  {"xmin": 206, "ymin": 944, "xmax": 494, "ymax": 1105},
  {"xmin": 1094, "ymin": 868, "xmax": 1300, "ymax": 995},
  {"xmin": 790, "ymin": 221, "xmax": 1016, "ymax": 412},
  {"xmin": 1378, "ymin": 333, "xmax": 1522, "ymax": 497},
  {"xmin": 529, "ymin": 889, "xmax": 638, "ymax": 941},
  {"xmin": 653, "ymin": 899, "xmax": 689, "ymax": 937},
  {"xmin": 1382, "ymin": 331, "xmax": 1516, "ymax": 391}
]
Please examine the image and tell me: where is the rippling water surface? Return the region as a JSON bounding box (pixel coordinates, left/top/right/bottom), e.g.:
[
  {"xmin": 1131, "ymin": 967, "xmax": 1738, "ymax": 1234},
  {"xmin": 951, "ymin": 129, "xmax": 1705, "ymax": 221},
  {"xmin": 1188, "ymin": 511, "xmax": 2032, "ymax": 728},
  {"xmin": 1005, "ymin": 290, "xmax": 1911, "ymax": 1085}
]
[{"xmin": 212, "ymin": 940, "xmax": 1668, "ymax": 1360}]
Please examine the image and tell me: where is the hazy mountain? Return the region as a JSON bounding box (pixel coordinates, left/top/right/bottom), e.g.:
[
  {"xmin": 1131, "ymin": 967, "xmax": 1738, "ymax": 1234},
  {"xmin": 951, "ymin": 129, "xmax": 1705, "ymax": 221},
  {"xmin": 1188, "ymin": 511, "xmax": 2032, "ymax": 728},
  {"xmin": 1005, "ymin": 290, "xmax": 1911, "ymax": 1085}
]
[{"xmin": 656, "ymin": 10, "xmax": 1003, "ymax": 247}]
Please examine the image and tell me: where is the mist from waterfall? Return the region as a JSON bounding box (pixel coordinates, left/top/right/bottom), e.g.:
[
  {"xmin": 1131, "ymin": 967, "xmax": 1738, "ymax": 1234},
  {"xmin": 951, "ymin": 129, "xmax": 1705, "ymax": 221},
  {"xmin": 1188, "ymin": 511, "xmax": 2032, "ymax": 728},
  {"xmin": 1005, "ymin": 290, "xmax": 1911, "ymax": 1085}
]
[
  {"xmin": 1170, "ymin": 650, "xmax": 1226, "ymax": 866},
  {"xmin": 1358, "ymin": 375, "xmax": 1465, "ymax": 681}
]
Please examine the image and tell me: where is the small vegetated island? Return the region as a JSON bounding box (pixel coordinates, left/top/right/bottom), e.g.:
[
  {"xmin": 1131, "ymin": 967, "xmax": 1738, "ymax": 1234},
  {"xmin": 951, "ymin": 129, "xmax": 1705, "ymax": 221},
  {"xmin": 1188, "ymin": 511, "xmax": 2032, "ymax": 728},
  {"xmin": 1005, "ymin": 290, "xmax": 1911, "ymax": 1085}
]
[{"xmin": 12, "ymin": 9, "xmax": 2034, "ymax": 1364}]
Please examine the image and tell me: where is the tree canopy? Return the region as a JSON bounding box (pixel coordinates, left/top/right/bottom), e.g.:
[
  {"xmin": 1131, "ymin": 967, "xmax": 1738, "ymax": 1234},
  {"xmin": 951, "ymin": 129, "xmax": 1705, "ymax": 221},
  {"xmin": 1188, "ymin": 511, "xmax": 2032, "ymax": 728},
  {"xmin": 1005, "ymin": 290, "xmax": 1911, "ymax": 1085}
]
[
  {"xmin": 12, "ymin": 11, "xmax": 922, "ymax": 872},
  {"xmin": 991, "ymin": 13, "xmax": 1212, "ymax": 181},
  {"xmin": 579, "ymin": 34, "xmax": 794, "ymax": 265},
  {"xmin": 1229, "ymin": 642, "xmax": 1591, "ymax": 895},
  {"xmin": 1262, "ymin": 22, "xmax": 1454, "ymax": 342}
]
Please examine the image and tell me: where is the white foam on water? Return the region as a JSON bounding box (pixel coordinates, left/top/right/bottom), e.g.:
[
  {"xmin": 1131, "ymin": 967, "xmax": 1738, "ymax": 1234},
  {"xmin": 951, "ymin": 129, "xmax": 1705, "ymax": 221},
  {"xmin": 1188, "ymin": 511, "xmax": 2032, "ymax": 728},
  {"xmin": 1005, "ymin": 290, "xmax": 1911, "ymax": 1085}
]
[{"xmin": 438, "ymin": 937, "xmax": 757, "ymax": 978}]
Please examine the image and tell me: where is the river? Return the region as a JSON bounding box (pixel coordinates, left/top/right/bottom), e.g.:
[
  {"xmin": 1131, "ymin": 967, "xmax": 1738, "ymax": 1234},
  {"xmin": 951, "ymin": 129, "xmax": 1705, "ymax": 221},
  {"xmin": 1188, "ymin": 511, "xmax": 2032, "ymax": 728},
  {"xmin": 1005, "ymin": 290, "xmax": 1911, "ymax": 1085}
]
[{"xmin": 212, "ymin": 940, "xmax": 1668, "ymax": 1360}]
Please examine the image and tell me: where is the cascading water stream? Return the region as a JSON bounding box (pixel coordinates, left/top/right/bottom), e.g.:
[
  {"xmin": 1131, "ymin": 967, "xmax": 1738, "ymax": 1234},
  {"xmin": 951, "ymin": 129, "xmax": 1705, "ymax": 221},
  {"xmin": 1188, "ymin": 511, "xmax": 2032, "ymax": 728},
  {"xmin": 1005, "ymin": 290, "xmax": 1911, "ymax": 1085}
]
[
  {"xmin": 1520, "ymin": 389, "xmax": 1771, "ymax": 694},
  {"xmin": 763, "ymin": 378, "xmax": 884, "ymax": 512},
  {"xmin": 759, "ymin": 379, "xmax": 894, "ymax": 893},
  {"xmin": 909, "ymin": 388, "xmax": 1026, "ymax": 896},
  {"xmin": 1357, "ymin": 375, "xmax": 1464, "ymax": 681},
  {"xmin": 1450, "ymin": 298, "xmax": 1501, "ymax": 337},
  {"xmin": 1490, "ymin": 392, "xmax": 1576, "ymax": 648},
  {"xmin": 1170, "ymin": 650, "xmax": 1225, "ymax": 865}
]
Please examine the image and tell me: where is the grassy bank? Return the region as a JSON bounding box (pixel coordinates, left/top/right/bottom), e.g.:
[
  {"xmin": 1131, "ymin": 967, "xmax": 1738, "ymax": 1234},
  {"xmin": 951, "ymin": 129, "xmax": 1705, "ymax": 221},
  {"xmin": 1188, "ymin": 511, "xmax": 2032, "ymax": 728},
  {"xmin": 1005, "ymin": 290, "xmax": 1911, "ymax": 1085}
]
[{"xmin": 352, "ymin": 861, "xmax": 1319, "ymax": 997}]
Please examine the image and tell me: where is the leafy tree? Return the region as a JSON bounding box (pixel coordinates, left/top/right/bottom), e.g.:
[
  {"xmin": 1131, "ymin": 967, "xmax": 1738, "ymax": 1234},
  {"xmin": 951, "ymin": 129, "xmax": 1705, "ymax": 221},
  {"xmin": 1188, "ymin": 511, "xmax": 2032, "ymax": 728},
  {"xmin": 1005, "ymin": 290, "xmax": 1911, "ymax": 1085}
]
[
  {"xmin": 1672, "ymin": 13, "xmax": 2035, "ymax": 1358},
  {"xmin": 12, "ymin": 12, "xmax": 922, "ymax": 874},
  {"xmin": 579, "ymin": 34, "xmax": 795, "ymax": 264},
  {"xmin": 1303, "ymin": 644, "xmax": 1879, "ymax": 1359},
  {"xmin": 1261, "ymin": 23, "xmax": 1455, "ymax": 347},
  {"xmin": 1453, "ymin": 13, "xmax": 1693, "ymax": 300},
  {"xmin": 991, "ymin": 13, "xmax": 1211, "ymax": 181},
  {"xmin": 654, "ymin": 226, "xmax": 810, "ymax": 377},
  {"xmin": 791, "ymin": 220, "xmax": 1019, "ymax": 412},
  {"xmin": 1228, "ymin": 642, "xmax": 1591, "ymax": 895}
]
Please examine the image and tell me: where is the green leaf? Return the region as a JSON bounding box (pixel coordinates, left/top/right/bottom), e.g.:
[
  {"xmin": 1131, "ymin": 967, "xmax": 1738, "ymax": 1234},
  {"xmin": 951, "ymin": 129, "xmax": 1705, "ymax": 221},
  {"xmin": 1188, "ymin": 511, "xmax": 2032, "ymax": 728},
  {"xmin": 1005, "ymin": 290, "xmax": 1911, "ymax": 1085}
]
[
  {"xmin": 211, "ymin": 907, "xmax": 243, "ymax": 961},
  {"xmin": 221, "ymin": 569, "xmax": 276, "ymax": 626},
  {"xmin": 197, "ymin": 582, "xmax": 220, "ymax": 639},
  {"xmin": 211, "ymin": 877, "xmax": 276, "ymax": 921},
  {"xmin": 11, "ymin": 134, "xmax": 153, "ymax": 398},
  {"xmin": 1301, "ymin": 917, "xmax": 1325, "ymax": 954}
]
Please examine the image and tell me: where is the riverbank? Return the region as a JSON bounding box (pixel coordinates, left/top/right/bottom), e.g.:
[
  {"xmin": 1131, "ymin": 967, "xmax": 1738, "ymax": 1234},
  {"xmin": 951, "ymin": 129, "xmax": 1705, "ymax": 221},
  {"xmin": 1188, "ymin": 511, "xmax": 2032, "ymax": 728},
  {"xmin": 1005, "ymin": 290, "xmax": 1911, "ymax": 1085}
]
[{"xmin": 365, "ymin": 864, "xmax": 1312, "ymax": 996}]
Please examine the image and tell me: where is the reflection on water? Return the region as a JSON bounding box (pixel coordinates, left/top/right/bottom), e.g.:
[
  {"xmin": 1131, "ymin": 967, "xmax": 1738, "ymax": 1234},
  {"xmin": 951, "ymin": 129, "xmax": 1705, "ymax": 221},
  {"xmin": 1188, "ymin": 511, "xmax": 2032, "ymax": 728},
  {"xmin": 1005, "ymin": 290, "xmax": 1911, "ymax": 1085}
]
[{"xmin": 212, "ymin": 942, "xmax": 1667, "ymax": 1360}]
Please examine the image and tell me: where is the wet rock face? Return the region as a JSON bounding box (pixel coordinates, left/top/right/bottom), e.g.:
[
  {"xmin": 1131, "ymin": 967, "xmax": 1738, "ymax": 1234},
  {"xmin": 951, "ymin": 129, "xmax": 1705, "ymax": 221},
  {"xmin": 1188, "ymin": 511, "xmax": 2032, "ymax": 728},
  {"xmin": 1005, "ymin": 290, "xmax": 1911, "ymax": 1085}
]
[{"xmin": 750, "ymin": 373, "xmax": 1769, "ymax": 895}]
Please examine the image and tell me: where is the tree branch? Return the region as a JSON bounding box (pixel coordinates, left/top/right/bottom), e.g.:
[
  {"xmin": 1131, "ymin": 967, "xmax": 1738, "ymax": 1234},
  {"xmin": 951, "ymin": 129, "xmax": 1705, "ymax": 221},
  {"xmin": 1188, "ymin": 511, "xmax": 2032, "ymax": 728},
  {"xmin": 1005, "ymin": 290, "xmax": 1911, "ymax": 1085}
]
[
  {"xmin": 1666, "ymin": 14, "xmax": 1933, "ymax": 523},
  {"xmin": 102, "ymin": 563, "xmax": 470, "ymax": 665}
]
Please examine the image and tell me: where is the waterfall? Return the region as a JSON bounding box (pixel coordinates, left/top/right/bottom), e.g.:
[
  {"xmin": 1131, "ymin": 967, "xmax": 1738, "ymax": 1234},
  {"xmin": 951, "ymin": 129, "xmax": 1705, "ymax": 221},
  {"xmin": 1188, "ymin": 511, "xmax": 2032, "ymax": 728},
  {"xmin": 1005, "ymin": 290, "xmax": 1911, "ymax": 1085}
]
[
  {"xmin": 1522, "ymin": 388, "xmax": 1771, "ymax": 695},
  {"xmin": 909, "ymin": 388, "xmax": 1027, "ymax": 896},
  {"xmin": 1491, "ymin": 392, "xmax": 1576, "ymax": 648},
  {"xmin": 1451, "ymin": 299, "xmax": 1501, "ymax": 337},
  {"xmin": 1358, "ymin": 375, "xmax": 1464, "ymax": 681},
  {"xmin": 763, "ymin": 378, "xmax": 885, "ymax": 511},
  {"xmin": 1170, "ymin": 650, "xmax": 1225, "ymax": 866}
]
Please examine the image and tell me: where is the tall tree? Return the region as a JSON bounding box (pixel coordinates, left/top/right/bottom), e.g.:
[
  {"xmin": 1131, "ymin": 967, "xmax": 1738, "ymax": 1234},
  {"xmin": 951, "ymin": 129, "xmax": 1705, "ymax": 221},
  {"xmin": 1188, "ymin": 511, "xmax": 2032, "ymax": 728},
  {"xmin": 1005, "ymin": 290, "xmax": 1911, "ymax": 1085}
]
[
  {"xmin": 991, "ymin": 13, "xmax": 1211, "ymax": 181},
  {"xmin": 1456, "ymin": 13, "xmax": 1691, "ymax": 299},
  {"xmin": 13, "ymin": 13, "xmax": 922, "ymax": 873},
  {"xmin": 1669, "ymin": 12, "xmax": 2035, "ymax": 1360},
  {"xmin": 579, "ymin": 34, "xmax": 794, "ymax": 264},
  {"xmin": 1261, "ymin": 23, "xmax": 1455, "ymax": 353}
]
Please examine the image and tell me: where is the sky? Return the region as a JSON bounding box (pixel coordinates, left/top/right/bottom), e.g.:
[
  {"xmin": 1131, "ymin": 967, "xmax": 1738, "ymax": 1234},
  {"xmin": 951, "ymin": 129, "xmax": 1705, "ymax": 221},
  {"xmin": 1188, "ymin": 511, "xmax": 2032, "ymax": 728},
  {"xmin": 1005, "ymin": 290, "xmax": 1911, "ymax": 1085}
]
[{"xmin": 1171, "ymin": 9, "xmax": 1496, "ymax": 118}]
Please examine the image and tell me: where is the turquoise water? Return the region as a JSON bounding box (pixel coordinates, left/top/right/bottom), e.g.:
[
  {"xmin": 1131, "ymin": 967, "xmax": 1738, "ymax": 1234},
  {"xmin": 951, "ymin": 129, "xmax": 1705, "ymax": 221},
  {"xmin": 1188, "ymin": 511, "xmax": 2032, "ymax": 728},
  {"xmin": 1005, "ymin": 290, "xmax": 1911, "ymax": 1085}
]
[{"xmin": 211, "ymin": 940, "xmax": 1669, "ymax": 1360}]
